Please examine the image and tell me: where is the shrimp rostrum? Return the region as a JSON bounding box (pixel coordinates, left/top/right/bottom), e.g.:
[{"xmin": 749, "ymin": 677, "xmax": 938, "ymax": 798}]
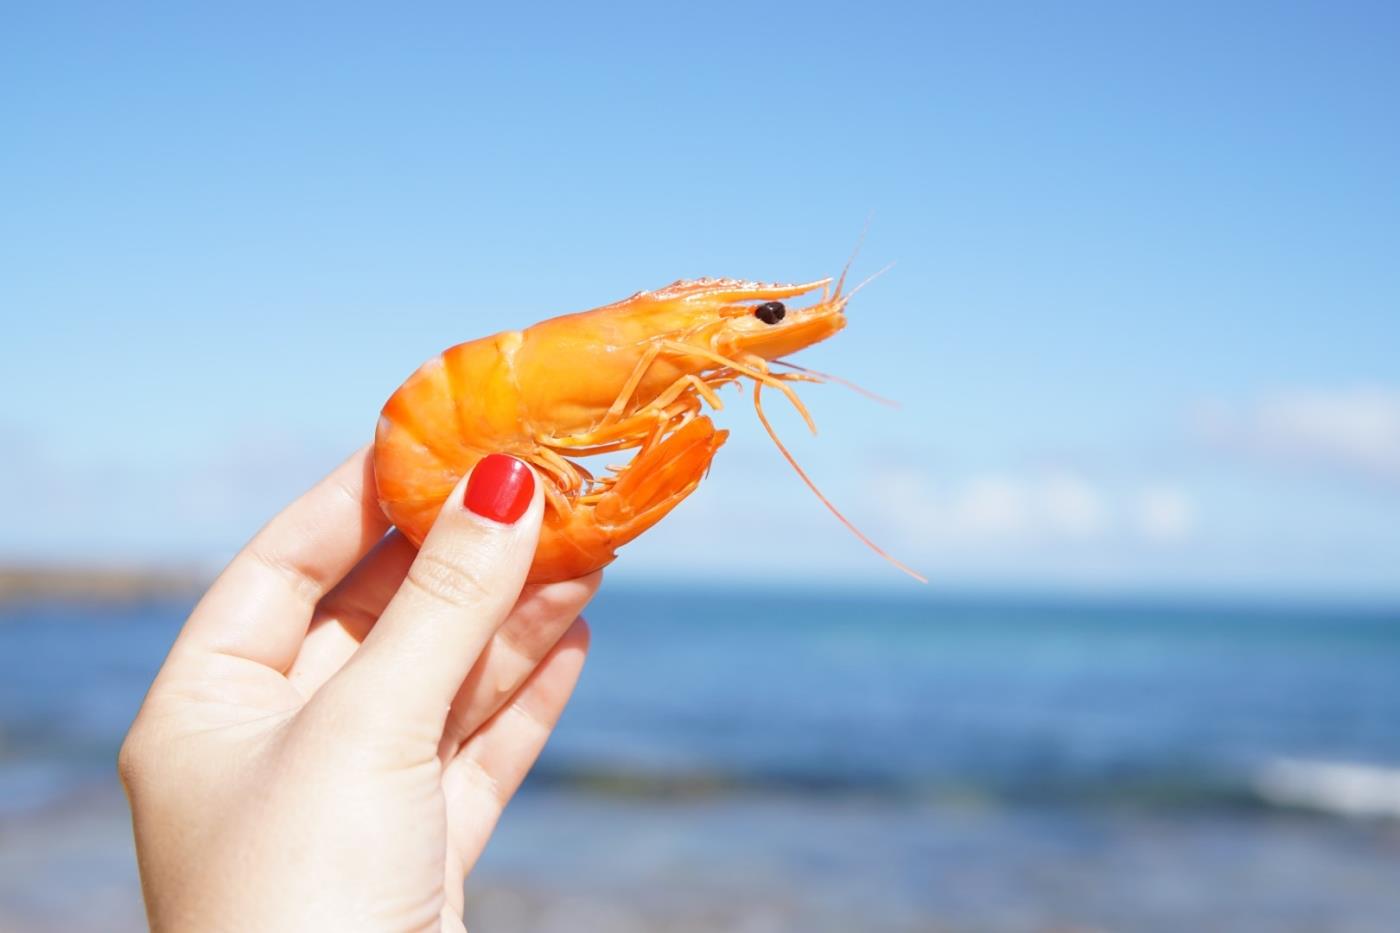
[{"xmin": 374, "ymin": 273, "xmax": 922, "ymax": 583}]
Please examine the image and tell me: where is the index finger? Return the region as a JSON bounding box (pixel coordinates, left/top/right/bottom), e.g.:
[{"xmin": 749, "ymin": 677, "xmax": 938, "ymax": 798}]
[{"xmin": 174, "ymin": 446, "xmax": 390, "ymax": 671}]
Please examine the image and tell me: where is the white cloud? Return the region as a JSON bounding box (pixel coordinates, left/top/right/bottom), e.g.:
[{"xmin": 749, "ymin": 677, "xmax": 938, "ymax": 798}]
[
  {"xmin": 1199, "ymin": 388, "xmax": 1400, "ymax": 483},
  {"xmin": 954, "ymin": 474, "xmax": 1031, "ymax": 537},
  {"xmin": 1134, "ymin": 485, "xmax": 1195, "ymax": 542},
  {"xmin": 1040, "ymin": 471, "xmax": 1110, "ymax": 539},
  {"xmin": 871, "ymin": 467, "xmax": 1187, "ymax": 549}
]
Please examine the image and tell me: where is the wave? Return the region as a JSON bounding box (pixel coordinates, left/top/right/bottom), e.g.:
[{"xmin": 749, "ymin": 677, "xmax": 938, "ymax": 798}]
[
  {"xmin": 10, "ymin": 755, "xmax": 1400, "ymax": 823},
  {"xmin": 1253, "ymin": 758, "xmax": 1400, "ymax": 819},
  {"xmin": 524, "ymin": 761, "xmax": 1390, "ymax": 817}
]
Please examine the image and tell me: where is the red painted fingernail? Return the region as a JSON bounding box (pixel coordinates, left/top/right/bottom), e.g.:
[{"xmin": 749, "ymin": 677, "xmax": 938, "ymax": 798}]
[{"xmin": 463, "ymin": 454, "xmax": 534, "ymax": 524}]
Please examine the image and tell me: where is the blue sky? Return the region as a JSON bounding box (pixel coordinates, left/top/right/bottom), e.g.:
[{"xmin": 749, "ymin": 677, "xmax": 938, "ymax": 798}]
[{"xmin": 3, "ymin": 2, "xmax": 1398, "ymax": 597}]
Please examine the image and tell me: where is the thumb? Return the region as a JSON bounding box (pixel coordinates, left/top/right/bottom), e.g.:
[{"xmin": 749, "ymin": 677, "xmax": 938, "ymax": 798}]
[{"xmin": 333, "ymin": 454, "xmax": 544, "ymax": 733}]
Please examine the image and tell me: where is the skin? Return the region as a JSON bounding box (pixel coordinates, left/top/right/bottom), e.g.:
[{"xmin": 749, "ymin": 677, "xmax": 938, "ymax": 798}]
[{"xmin": 119, "ymin": 447, "xmax": 600, "ymax": 932}]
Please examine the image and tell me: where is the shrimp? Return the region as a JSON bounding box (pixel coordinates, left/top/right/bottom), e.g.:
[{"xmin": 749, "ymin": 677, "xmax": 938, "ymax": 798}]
[{"xmin": 373, "ymin": 273, "xmax": 924, "ymax": 583}]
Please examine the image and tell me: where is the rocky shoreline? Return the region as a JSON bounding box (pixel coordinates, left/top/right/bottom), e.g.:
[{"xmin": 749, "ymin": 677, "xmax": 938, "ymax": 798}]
[{"xmin": 0, "ymin": 567, "xmax": 204, "ymax": 606}]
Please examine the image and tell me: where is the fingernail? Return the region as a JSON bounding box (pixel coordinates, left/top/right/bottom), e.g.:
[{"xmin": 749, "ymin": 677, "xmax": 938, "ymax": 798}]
[{"xmin": 463, "ymin": 454, "xmax": 534, "ymax": 524}]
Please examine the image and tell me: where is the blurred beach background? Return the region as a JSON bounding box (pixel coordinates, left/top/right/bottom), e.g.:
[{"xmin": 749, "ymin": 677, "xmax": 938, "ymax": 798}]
[{"xmin": 3, "ymin": 3, "xmax": 1398, "ymax": 931}]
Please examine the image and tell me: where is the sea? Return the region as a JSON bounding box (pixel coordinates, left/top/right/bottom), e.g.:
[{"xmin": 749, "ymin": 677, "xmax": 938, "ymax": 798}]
[{"xmin": 2, "ymin": 586, "xmax": 1398, "ymax": 932}]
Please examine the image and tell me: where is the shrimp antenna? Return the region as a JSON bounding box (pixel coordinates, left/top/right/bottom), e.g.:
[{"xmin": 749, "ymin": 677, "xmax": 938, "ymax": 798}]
[
  {"xmin": 772, "ymin": 360, "xmax": 900, "ymax": 409},
  {"xmin": 752, "ymin": 382, "xmax": 928, "ymax": 583},
  {"xmin": 846, "ymin": 260, "xmax": 895, "ymax": 300},
  {"xmin": 834, "ymin": 212, "xmax": 874, "ymax": 298}
]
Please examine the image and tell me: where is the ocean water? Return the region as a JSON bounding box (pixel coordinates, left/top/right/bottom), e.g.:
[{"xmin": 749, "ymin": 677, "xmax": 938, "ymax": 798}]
[{"xmin": 2, "ymin": 587, "xmax": 1400, "ymax": 931}]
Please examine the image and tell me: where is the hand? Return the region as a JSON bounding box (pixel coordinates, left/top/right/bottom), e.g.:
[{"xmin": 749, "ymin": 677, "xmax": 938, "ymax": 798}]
[{"xmin": 119, "ymin": 449, "xmax": 599, "ymax": 932}]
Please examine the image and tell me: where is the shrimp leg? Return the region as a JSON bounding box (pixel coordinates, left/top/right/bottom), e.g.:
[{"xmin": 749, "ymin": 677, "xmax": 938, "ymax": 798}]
[{"xmin": 540, "ymin": 363, "xmax": 723, "ymax": 452}]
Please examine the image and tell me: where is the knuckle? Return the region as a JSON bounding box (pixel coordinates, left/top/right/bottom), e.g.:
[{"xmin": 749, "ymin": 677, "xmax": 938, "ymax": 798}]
[
  {"xmin": 116, "ymin": 728, "xmax": 148, "ymax": 787},
  {"xmin": 313, "ymin": 591, "xmax": 380, "ymax": 641},
  {"xmin": 248, "ymin": 542, "xmax": 322, "ymax": 605},
  {"xmin": 570, "ymin": 615, "xmax": 593, "ymax": 649},
  {"xmin": 458, "ymin": 756, "xmax": 508, "ymax": 809},
  {"xmin": 506, "ymin": 697, "xmax": 549, "ymax": 734},
  {"xmin": 405, "ymin": 547, "xmax": 492, "ymax": 608},
  {"xmin": 331, "ymin": 475, "xmax": 364, "ymax": 510}
]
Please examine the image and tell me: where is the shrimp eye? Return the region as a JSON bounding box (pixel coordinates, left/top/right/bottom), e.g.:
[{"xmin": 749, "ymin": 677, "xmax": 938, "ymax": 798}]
[{"xmin": 754, "ymin": 301, "xmax": 786, "ymax": 325}]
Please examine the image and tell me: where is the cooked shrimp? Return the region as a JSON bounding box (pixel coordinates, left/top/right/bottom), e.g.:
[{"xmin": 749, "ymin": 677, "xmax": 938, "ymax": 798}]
[{"xmin": 373, "ymin": 274, "xmax": 924, "ymax": 582}]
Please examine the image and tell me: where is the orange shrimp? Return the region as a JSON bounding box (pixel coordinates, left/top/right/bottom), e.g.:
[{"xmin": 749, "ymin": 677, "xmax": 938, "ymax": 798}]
[{"xmin": 373, "ymin": 273, "xmax": 924, "ymax": 583}]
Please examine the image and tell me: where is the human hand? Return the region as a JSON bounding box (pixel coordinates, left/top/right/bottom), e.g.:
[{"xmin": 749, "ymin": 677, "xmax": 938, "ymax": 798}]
[{"xmin": 119, "ymin": 449, "xmax": 598, "ymax": 932}]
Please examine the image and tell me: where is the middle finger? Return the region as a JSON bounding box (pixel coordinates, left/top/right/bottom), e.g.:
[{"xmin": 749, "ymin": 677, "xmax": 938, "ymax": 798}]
[{"xmin": 437, "ymin": 570, "xmax": 601, "ymax": 761}]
